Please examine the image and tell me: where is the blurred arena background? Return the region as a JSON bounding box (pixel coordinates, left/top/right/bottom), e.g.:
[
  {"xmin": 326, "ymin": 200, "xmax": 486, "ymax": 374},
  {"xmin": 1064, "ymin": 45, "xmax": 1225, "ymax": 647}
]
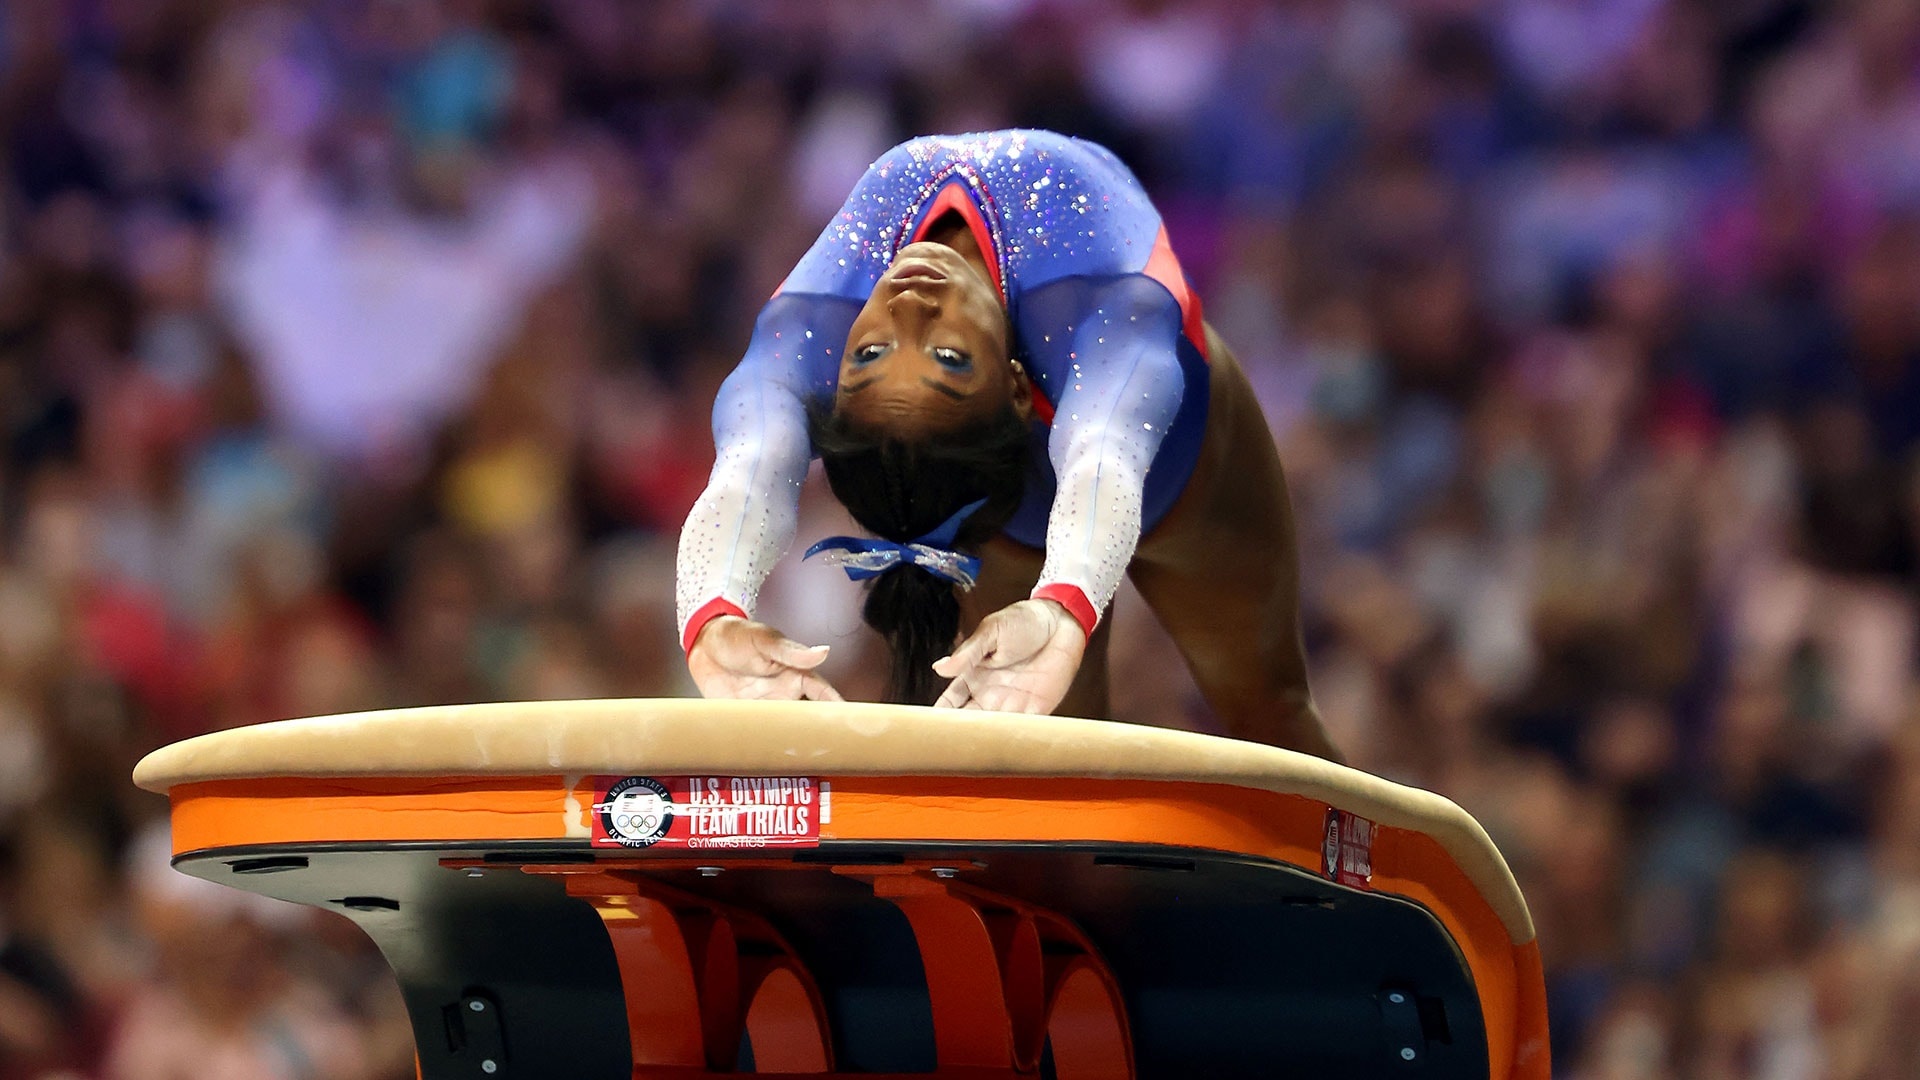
[{"xmin": 0, "ymin": 0, "xmax": 1918, "ymax": 1077}]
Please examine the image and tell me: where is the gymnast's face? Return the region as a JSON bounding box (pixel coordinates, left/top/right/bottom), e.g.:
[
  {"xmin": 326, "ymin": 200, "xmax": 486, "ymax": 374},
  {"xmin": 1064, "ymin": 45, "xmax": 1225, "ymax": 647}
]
[{"xmin": 837, "ymin": 241, "xmax": 1028, "ymax": 435}]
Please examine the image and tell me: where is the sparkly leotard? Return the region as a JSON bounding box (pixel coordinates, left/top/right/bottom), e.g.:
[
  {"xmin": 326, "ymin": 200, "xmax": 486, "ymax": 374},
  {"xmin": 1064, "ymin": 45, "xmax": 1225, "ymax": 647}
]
[{"xmin": 677, "ymin": 130, "xmax": 1209, "ymax": 648}]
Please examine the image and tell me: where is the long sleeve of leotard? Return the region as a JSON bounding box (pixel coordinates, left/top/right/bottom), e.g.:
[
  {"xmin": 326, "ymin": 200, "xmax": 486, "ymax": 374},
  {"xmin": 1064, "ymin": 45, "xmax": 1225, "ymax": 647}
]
[
  {"xmin": 1029, "ymin": 276, "xmax": 1187, "ymax": 630},
  {"xmin": 675, "ymin": 293, "xmax": 856, "ymax": 650}
]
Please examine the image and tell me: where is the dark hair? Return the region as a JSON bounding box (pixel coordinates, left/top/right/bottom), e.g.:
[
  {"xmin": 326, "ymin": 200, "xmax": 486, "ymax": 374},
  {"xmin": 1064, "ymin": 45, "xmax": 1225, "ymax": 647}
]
[{"xmin": 809, "ymin": 402, "xmax": 1032, "ymax": 704}]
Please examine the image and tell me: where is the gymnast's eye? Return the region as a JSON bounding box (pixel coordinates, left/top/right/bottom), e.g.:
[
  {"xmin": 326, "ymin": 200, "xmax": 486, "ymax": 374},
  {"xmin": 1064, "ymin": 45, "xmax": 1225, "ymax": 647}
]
[
  {"xmin": 851, "ymin": 343, "xmax": 887, "ymax": 364},
  {"xmin": 932, "ymin": 347, "xmax": 972, "ymax": 371}
]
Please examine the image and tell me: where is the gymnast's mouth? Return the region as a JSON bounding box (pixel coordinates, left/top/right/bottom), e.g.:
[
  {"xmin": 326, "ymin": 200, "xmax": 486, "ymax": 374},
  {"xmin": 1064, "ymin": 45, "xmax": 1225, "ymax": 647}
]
[{"xmin": 887, "ymin": 259, "xmax": 948, "ymax": 284}]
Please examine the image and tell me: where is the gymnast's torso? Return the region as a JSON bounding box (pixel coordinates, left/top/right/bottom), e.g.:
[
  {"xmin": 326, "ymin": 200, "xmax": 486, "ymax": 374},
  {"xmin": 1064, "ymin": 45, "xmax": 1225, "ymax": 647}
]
[{"xmin": 677, "ymin": 130, "xmax": 1211, "ymax": 638}]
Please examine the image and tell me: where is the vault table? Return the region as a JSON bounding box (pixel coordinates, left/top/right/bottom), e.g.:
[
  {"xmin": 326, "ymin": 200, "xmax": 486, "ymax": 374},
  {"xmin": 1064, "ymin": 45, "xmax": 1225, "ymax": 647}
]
[{"xmin": 133, "ymin": 699, "xmax": 1548, "ymax": 1079}]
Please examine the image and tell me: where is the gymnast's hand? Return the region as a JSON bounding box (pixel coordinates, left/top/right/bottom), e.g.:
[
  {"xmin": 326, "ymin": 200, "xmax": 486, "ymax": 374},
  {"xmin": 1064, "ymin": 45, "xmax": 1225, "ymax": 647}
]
[
  {"xmin": 687, "ymin": 616, "xmax": 844, "ymax": 702},
  {"xmin": 932, "ymin": 599, "xmax": 1087, "ymax": 713}
]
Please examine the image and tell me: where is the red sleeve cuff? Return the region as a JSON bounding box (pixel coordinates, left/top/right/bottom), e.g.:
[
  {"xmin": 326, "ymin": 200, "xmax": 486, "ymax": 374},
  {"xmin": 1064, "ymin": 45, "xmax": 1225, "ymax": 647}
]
[
  {"xmin": 682, "ymin": 597, "xmax": 748, "ymax": 655},
  {"xmin": 1031, "ymin": 583, "xmax": 1099, "ymax": 639}
]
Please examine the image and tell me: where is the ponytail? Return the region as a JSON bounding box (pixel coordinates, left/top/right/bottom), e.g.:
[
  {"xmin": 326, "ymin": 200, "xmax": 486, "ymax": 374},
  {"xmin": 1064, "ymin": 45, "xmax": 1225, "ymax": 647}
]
[
  {"xmin": 862, "ymin": 565, "xmax": 965, "ymax": 704},
  {"xmin": 808, "ymin": 403, "xmax": 1032, "ymax": 704}
]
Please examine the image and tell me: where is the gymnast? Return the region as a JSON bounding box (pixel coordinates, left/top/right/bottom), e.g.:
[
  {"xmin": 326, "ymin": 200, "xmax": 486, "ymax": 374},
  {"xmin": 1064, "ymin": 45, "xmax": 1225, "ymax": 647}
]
[{"xmin": 675, "ymin": 130, "xmax": 1340, "ymax": 761}]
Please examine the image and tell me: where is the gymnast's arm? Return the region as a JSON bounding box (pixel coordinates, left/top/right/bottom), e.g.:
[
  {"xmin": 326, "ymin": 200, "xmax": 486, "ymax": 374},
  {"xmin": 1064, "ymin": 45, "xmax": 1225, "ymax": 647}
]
[
  {"xmin": 676, "ymin": 294, "xmax": 854, "ymax": 702},
  {"xmin": 935, "ymin": 277, "xmax": 1185, "ymax": 712}
]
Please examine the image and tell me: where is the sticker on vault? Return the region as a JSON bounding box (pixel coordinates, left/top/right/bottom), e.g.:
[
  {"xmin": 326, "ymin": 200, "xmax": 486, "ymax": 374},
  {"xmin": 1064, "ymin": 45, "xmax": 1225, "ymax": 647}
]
[
  {"xmin": 592, "ymin": 776, "xmax": 822, "ymax": 849},
  {"xmin": 1321, "ymin": 808, "xmax": 1375, "ymax": 889}
]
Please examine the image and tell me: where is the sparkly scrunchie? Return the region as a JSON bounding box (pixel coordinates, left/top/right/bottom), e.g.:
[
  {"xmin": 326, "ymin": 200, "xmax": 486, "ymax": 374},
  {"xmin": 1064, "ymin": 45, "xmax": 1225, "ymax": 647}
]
[{"xmin": 803, "ymin": 497, "xmax": 988, "ymax": 590}]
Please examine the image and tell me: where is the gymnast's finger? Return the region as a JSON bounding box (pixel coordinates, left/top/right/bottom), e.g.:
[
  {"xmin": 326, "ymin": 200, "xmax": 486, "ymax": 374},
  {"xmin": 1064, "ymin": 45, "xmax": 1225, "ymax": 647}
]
[
  {"xmin": 767, "ymin": 638, "xmax": 831, "ymax": 670},
  {"xmin": 933, "ymin": 622, "xmax": 997, "ymax": 679},
  {"xmin": 974, "ymin": 683, "xmax": 1044, "ymax": 715},
  {"xmin": 967, "ymin": 686, "xmax": 1009, "ymax": 713},
  {"xmin": 796, "ymin": 669, "xmax": 841, "ymax": 701},
  {"xmin": 934, "ymin": 673, "xmax": 973, "ymax": 709},
  {"xmin": 734, "ymin": 679, "xmax": 788, "ymax": 701}
]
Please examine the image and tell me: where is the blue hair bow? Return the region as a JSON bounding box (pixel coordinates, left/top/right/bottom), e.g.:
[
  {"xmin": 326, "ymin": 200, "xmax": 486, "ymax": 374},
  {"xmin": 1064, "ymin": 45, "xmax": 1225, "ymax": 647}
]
[{"xmin": 803, "ymin": 498, "xmax": 988, "ymax": 590}]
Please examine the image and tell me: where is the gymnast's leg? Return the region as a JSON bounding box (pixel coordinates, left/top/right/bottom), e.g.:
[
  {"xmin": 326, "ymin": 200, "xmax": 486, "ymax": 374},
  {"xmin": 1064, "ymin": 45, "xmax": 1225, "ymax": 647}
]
[
  {"xmin": 1129, "ymin": 327, "xmax": 1342, "ymax": 762},
  {"xmin": 959, "ymin": 534, "xmax": 1114, "ymax": 720}
]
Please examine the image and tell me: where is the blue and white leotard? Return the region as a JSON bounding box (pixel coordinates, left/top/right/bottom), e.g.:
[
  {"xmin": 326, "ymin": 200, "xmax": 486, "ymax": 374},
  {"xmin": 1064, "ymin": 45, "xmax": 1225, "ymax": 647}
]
[{"xmin": 677, "ymin": 130, "xmax": 1210, "ymax": 648}]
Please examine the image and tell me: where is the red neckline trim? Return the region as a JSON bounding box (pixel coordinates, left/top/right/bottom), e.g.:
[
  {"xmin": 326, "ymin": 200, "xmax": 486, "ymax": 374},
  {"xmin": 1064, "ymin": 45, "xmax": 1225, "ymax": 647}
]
[{"xmin": 910, "ymin": 181, "xmax": 1005, "ymax": 300}]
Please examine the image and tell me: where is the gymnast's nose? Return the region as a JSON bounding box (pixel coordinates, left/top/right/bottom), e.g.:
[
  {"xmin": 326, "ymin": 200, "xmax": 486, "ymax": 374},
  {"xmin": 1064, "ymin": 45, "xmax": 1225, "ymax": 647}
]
[{"xmin": 885, "ymin": 286, "xmax": 941, "ymax": 336}]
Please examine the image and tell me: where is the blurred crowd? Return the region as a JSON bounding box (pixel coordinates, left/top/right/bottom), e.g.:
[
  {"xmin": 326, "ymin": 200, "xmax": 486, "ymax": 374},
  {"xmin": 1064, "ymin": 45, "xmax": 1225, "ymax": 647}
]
[{"xmin": 0, "ymin": 0, "xmax": 1916, "ymax": 1077}]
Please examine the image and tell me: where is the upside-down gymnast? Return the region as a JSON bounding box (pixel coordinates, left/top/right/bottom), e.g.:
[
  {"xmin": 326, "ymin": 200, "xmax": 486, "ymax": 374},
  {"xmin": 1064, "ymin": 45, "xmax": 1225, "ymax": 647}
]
[{"xmin": 675, "ymin": 129, "xmax": 1340, "ymax": 761}]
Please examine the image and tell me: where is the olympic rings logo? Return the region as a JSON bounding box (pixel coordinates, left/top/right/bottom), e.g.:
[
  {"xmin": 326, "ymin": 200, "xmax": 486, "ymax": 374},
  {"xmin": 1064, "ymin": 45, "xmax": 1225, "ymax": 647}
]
[{"xmin": 596, "ymin": 777, "xmax": 674, "ymax": 847}]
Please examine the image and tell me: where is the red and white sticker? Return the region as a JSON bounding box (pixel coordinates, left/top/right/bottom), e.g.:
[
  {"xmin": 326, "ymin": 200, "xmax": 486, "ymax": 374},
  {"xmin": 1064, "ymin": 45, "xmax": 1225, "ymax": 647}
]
[
  {"xmin": 1321, "ymin": 808, "xmax": 1375, "ymax": 889},
  {"xmin": 591, "ymin": 776, "xmax": 825, "ymax": 850}
]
